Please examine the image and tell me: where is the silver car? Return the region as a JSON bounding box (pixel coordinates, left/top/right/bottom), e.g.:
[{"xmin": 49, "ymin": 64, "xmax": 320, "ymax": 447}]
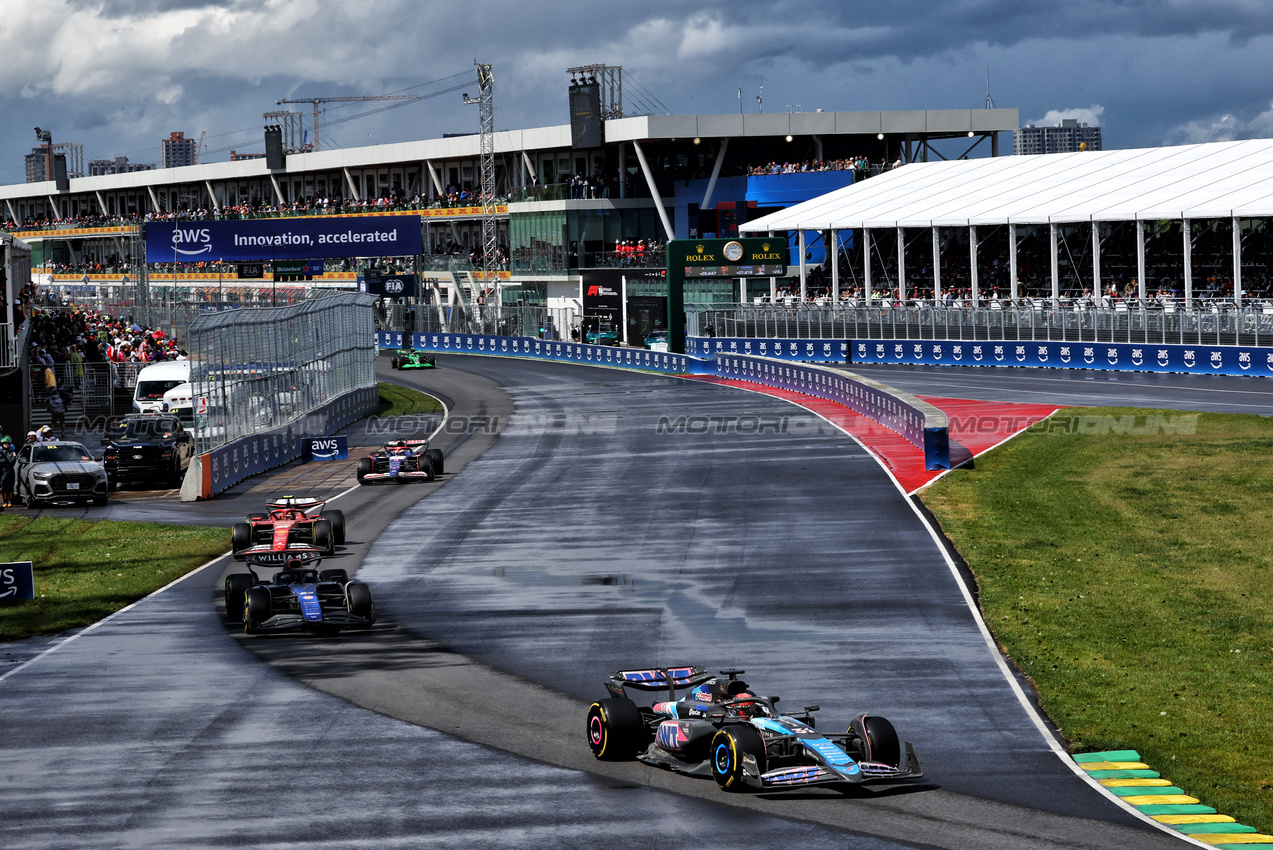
[{"xmin": 13, "ymin": 441, "xmax": 110, "ymax": 508}]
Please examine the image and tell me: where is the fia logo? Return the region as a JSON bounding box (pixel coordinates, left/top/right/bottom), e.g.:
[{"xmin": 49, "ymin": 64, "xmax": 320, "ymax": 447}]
[{"xmin": 384, "ymin": 278, "xmax": 405, "ymax": 294}]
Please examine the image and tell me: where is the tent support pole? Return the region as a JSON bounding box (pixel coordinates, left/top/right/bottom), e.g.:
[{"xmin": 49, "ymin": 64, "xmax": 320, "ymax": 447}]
[
  {"xmin": 1009, "ymin": 224, "xmax": 1018, "ymax": 299},
  {"xmin": 798, "ymin": 230, "xmax": 806, "ymax": 300},
  {"xmin": 1136, "ymin": 219, "xmax": 1147, "ymax": 300},
  {"xmin": 897, "ymin": 227, "xmax": 905, "ymax": 301},
  {"xmin": 970, "ymin": 225, "xmax": 979, "ymax": 307},
  {"xmin": 1092, "ymin": 221, "xmax": 1101, "ymax": 300},
  {"xmin": 1183, "ymin": 219, "xmax": 1192, "ymax": 305},
  {"xmin": 1233, "ymin": 216, "xmax": 1242, "ymax": 307},
  {"xmin": 864, "ymin": 229, "xmax": 871, "ymax": 304},
  {"xmin": 830, "ymin": 228, "xmax": 839, "ymax": 301},
  {"xmin": 932, "ymin": 227, "xmax": 941, "ymax": 304},
  {"xmin": 1050, "ymin": 222, "xmax": 1060, "ymax": 301}
]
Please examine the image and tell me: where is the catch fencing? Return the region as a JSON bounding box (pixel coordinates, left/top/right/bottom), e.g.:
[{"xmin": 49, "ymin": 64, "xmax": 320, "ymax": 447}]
[
  {"xmin": 184, "ymin": 292, "xmax": 378, "ymax": 496},
  {"xmin": 689, "ymin": 300, "xmax": 1273, "ymax": 349}
]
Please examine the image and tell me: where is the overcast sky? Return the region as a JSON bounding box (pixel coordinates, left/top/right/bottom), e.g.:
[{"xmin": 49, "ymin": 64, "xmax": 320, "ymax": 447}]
[{"xmin": 3, "ymin": 0, "xmax": 1273, "ymax": 182}]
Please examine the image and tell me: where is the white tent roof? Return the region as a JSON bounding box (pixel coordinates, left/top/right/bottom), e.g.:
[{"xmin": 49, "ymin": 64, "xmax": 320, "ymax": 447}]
[{"xmin": 740, "ymin": 138, "xmax": 1273, "ymax": 233}]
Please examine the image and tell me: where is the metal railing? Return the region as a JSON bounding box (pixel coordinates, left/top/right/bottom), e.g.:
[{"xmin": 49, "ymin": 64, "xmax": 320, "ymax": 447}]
[
  {"xmin": 689, "ymin": 300, "xmax": 1273, "ymax": 348},
  {"xmin": 184, "ymin": 293, "xmax": 377, "ymax": 455},
  {"xmin": 377, "ymin": 302, "xmax": 560, "ymax": 339}
]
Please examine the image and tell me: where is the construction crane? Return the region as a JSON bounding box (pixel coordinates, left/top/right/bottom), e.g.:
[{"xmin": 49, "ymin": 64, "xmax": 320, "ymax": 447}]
[
  {"xmin": 193, "ymin": 130, "xmax": 206, "ymax": 165},
  {"xmin": 275, "ymin": 95, "xmax": 420, "ymax": 152}
]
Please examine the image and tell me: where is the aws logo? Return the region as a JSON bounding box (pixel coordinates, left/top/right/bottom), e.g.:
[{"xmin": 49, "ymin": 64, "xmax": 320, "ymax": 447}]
[{"xmin": 171, "ymin": 226, "xmax": 212, "ymax": 256}]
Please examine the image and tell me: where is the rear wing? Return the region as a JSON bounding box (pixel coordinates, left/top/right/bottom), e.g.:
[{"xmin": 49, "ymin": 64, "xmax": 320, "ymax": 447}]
[
  {"xmin": 605, "ymin": 666, "xmax": 716, "ymax": 700},
  {"xmin": 243, "ymin": 550, "xmax": 322, "ymax": 579},
  {"xmin": 265, "ymin": 496, "xmax": 326, "ymax": 514}
]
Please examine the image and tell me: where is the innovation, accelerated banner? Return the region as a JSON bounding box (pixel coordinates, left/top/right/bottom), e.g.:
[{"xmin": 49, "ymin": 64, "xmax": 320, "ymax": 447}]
[{"xmin": 145, "ymin": 216, "xmax": 422, "ymax": 264}]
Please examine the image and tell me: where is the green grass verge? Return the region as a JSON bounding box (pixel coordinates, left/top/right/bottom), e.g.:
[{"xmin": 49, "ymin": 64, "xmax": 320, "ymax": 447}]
[
  {"xmin": 0, "ymin": 516, "xmax": 229, "ymax": 642},
  {"xmin": 377, "ymin": 380, "xmax": 443, "ymax": 417},
  {"xmin": 921, "ymin": 407, "xmax": 1273, "ymax": 831}
]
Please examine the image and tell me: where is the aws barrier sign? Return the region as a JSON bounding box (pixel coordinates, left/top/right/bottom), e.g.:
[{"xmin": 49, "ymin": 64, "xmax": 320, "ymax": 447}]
[
  {"xmin": 689, "ymin": 336, "xmax": 847, "ymax": 362},
  {"xmin": 145, "ymin": 216, "xmax": 423, "ymax": 264},
  {"xmin": 852, "ymin": 339, "xmax": 1273, "ymax": 377},
  {"xmin": 0, "ymin": 561, "xmax": 35, "ymax": 604}
]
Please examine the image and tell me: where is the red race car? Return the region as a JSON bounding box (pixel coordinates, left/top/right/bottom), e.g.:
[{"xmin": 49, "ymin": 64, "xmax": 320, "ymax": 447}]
[{"xmin": 231, "ymin": 496, "xmax": 347, "ymax": 562}]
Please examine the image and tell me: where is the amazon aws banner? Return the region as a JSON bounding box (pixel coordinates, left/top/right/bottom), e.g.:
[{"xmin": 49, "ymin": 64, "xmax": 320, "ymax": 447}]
[
  {"xmin": 851, "ymin": 339, "xmax": 1273, "ymax": 377},
  {"xmin": 145, "ymin": 216, "xmax": 422, "ymax": 263}
]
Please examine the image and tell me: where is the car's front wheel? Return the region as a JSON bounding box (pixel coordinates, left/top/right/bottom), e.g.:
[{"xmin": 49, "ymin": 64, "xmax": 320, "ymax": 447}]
[
  {"xmin": 356, "ymin": 457, "xmax": 371, "ymax": 484},
  {"xmin": 711, "ymin": 725, "xmax": 766, "ymax": 791},
  {"xmin": 586, "ymin": 697, "xmax": 645, "ymax": 761},
  {"xmin": 243, "ymin": 586, "xmax": 271, "ymax": 634},
  {"xmin": 847, "ymin": 714, "xmax": 901, "ymax": 768}
]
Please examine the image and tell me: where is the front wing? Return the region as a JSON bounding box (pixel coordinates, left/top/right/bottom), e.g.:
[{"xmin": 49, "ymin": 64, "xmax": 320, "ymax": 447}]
[{"xmin": 250, "ymin": 609, "xmax": 376, "ymax": 632}]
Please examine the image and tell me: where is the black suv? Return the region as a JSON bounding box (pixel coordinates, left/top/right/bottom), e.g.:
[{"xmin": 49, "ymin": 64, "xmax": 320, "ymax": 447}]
[{"xmin": 102, "ymin": 414, "xmax": 196, "ymax": 489}]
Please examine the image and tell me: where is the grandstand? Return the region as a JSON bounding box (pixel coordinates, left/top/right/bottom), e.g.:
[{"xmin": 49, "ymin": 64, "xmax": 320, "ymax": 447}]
[{"xmin": 0, "ymin": 106, "xmax": 1017, "ymax": 344}]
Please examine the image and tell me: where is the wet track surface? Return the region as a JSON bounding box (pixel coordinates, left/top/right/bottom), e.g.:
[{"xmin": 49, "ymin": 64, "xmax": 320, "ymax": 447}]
[
  {"xmin": 845, "ymin": 362, "xmax": 1273, "ymax": 414},
  {"xmin": 3, "ymin": 353, "xmax": 1247, "ymax": 847}
]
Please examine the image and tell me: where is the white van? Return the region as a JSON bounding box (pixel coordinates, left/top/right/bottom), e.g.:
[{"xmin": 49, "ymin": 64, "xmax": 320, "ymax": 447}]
[{"xmin": 133, "ymin": 361, "xmax": 191, "ymax": 414}]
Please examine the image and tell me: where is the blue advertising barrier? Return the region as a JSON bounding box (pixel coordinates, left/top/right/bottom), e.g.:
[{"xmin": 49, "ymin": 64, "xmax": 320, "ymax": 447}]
[
  {"xmin": 383, "ymin": 331, "xmax": 949, "ymax": 470},
  {"xmin": 688, "ymin": 336, "xmax": 848, "ymax": 362},
  {"xmin": 851, "ymin": 339, "xmax": 1273, "ymax": 377},
  {"xmin": 708, "ymin": 354, "xmax": 950, "ymax": 470},
  {"xmin": 0, "ymin": 561, "xmax": 35, "ymax": 604},
  {"xmin": 204, "ymin": 385, "xmax": 378, "ymax": 496},
  {"xmin": 146, "ymin": 216, "xmax": 423, "ymax": 263},
  {"xmin": 378, "ymin": 331, "xmax": 699, "ymax": 375}
]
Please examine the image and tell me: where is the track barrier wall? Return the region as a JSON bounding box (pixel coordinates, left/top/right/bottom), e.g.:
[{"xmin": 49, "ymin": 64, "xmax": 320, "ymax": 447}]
[
  {"xmin": 188, "ymin": 385, "xmax": 379, "ymax": 499},
  {"xmin": 382, "ymin": 332, "xmax": 951, "ymax": 470},
  {"xmin": 851, "ymin": 338, "xmax": 1273, "ymax": 377},
  {"xmin": 686, "ymin": 335, "xmax": 1273, "ymax": 377}
]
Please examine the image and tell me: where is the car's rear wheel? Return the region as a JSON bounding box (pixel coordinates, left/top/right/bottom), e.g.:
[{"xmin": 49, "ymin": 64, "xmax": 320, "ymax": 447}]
[
  {"xmin": 586, "ymin": 697, "xmax": 645, "ymax": 761},
  {"xmin": 313, "ymin": 519, "xmax": 334, "ymax": 554},
  {"xmin": 356, "ymin": 457, "xmax": 371, "ymax": 484},
  {"xmin": 321, "ymin": 510, "xmax": 346, "ymax": 544},
  {"xmin": 224, "ymin": 574, "xmax": 255, "ymax": 620},
  {"xmin": 711, "ymin": 725, "xmax": 766, "ymax": 791},
  {"xmin": 425, "ymin": 448, "xmax": 444, "ymax": 476},
  {"xmin": 243, "ymin": 586, "xmax": 271, "ymax": 634},
  {"xmin": 847, "ymin": 714, "xmax": 901, "ymax": 768},
  {"xmin": 231, "ymin": 522, "xmax": 251, "ymax": 555}
]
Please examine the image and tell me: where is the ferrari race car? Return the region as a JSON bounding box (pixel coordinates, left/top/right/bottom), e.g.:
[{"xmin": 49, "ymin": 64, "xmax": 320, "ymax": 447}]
[
  {"xmin": 586, "ymin": 666, "xmax": 924, "ymax": 792},
  {"xmin": 356, "ymin": 439, "xmax": 444, "ymax": 484},
  {"xmin": 230, "ymin": 496, "xmax": 347, "ymax": 561},
  {"xmin": 390, "ymin": 349, "xmax": 436, "ymax": 370},
  {"xmin": 224, "ymin": 551, "xmax": 376, "ymax": 635}
]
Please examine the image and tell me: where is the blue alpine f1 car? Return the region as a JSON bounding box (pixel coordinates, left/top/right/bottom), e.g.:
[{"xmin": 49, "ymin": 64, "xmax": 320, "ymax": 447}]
[
  {"xmin": 223, "ymin": 551, "xmax": 376, "ymax": 635},
  {"xmin": 586, "ymin": 666, "xmax": 923, "ymax": 792}
]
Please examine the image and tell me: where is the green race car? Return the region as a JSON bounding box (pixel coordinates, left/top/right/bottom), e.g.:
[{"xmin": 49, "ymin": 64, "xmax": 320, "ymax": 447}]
[{"xmin": 390, "ymin": 349, "xmax": 437, "ymax": 370}]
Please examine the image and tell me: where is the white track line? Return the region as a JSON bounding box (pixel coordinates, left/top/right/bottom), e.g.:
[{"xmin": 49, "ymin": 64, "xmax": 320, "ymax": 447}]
[
  {"xmin": 0, "ymin": 552, "xmax": 228, "ymax": 685},
  {"xmin": 0, "ymin": 384, "xmax": 452, "ymax": 684},
  {"xmin": 688, "ymin": 376, "xmax": 1202, "ymax": 843}
]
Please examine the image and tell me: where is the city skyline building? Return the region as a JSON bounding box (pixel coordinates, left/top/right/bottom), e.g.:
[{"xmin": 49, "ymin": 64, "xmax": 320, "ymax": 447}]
[
  {"xmin": 161, "ymin": 131, "xmax": 198, "ymax": 168},
  {"xmin": 1014, "ymin": 118, "xmax": 1103, "ymax": 155}
]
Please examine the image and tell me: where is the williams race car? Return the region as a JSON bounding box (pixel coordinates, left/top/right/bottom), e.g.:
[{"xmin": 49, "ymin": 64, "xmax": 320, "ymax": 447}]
[
  {"xmin": 356, "ymin": 439, "xmax": 444, "ymax": 484},
  {"xmin": 224, "ymin": 551, "xmax": 376, "ymax": 635},
  {"xmin": 586, "ymin": 666, "xmax": 923, "ymax": 792},
  {"xmin": 230, "ymin": 496, "xmax": 347, "ymax": 561},
  {"xmin": 390, "ymin": 349, "xmax": 436, "ymax": 370}
]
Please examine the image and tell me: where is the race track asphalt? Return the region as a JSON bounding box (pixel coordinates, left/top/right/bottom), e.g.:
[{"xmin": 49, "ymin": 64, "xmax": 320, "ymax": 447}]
[
  {"xmin": 3, "ymin": 352, "xmax": 1245, "ymax": 848},
  {"xmin": 0, "ymin": 359, "xmax": 893, "ymax": 849}
]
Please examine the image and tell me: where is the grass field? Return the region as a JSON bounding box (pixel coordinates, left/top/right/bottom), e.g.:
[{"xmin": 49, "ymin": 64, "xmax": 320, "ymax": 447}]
[
  {"xmin": 0, "ymin": 516, "xmax": 229, "ymax": 641},
  {"xmin": 377, "ymin": 380, "xmax": 444, "ymax": 417},
  {"xmin": 922, "ymin": 407, "xmax": 1273, "ymax": 831}
]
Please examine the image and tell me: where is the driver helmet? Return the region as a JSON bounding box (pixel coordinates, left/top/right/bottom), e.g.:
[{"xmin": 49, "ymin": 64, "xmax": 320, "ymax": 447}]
[{"xmin": 731, "ymin": 691, "xmax": 767, "ymax": 718}]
